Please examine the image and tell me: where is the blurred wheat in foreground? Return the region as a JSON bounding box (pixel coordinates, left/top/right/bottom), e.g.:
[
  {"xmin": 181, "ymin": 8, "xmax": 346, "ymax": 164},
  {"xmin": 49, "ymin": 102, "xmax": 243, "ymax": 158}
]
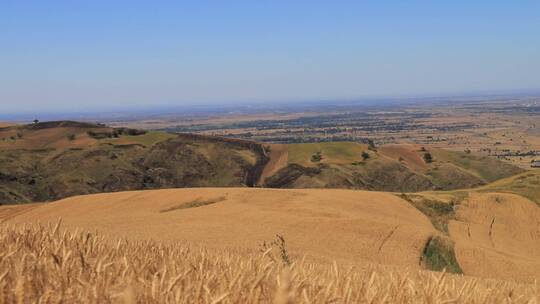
[{"xmin": 0, "ymin": 222, "xmax": 538, "ymax": 303}]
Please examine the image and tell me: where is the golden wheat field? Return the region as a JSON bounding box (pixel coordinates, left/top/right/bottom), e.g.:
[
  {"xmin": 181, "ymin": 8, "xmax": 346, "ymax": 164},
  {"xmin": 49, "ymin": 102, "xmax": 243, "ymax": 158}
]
[
  {"xmin": 1, "ymin": 222, "xmax": 540, "ymax": 304},
  {"xmin": 3, "ymin": 188, "xmax": 436, "ymax": 270},
  {"xmin": 2, "ymin": 188, "xmax": 540, "ymax": 303},
  {"xmin": 5, "ymin": 188, "xmax": 540, "ymax": 282}
]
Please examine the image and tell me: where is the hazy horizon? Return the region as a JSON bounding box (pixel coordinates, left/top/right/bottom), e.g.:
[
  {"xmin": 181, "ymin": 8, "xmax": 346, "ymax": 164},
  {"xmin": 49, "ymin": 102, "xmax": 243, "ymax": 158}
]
[{"xmin": 2, "ymin": 1, "xmax": 540, "ymax": 114}]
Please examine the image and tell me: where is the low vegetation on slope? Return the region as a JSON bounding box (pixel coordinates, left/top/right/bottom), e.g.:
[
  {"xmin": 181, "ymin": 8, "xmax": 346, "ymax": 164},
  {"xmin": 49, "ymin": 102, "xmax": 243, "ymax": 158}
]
[
  {"xmin": 400, "ymin": 190, "xmax": 540, "ymax": 281},
  {"xmin": 1, "ymin": 223, "xmax": 538, "ymax": 303},
  {"xmin": 420, "ymin": 236, "xmax": 462, "ymax": 274},
  {"xmin": 398, "ymin": 192, "xmax": 467, "ymax": 234},
  {"xmin": 0, "ymin": 121, "xmax": 526, "ymax": 203},
  {"xmin": 287, "ymin": 142, "xmax": 368, "ymax": 166},
  {"xmin": 479, "ymin": 170, "xmax": 540, "ymax": 205},
  {"xmin": 429, "ymin": 149, "xmax": 524, "ymax": 183},
  {"xmin": 0, "ymin": 122, "xmax": 268, "ymax": 204},
  {"xmin": 398, "ymin": 192, "xmax": 465, "ymax": 274},
  {"xmin": 264, "ymin": 143, "xmax": 523, "ymax": 192}
]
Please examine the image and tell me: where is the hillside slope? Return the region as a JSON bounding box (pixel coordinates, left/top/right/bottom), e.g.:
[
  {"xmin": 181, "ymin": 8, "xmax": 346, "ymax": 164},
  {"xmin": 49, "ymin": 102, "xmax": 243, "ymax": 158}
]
[
  {"xmin": 449, "ymin": 192, "xmax": 540, "ymax": 281},
  {"xmin": 3, "ymin": 187, "xmax": 540, "ymax": 281},
  {"xmin": 478, "ymin": 170, "xmax": 540, "ymax": 205},
  {"xmin": 263, "ymin": 143, "xmax": 523, "ymax": 192},
  {"xmin": 0, "ymin": 121, "xmax": 525, "ymax": 204},
  {"xmin": 0, "ymin": 122, "xmax": 268, "ymax": 203},
  {"xmin": 3, "ymin": 188, "xmax": 436, "ymax": 268}
]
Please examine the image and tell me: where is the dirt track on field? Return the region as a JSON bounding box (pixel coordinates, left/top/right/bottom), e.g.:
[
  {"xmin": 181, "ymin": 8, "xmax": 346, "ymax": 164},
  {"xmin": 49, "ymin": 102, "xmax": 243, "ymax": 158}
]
[
  {"xmin": 449, "ymin": 192, "xmax": 540, "ymax": 281},
  {"xmin": 258, "ymin": 144, "xmax": 289, "ymax": 185}
]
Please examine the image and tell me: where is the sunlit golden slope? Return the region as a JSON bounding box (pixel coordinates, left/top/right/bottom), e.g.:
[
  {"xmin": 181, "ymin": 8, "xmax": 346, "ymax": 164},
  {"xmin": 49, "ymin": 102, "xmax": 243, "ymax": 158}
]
[
  {"xmin": 3, "ymin": 187, "xmax": 540, "ymax": 282},
  {"xmin": 449, "ymin": 192, "xmax": 540, "ymax": 281},
  {"xmin": 4, "ymin": 188, "xmax": 435, "ymax": 268},
  {"xmin": 2, "ymin": 223, "xmax": 538, "ymax": 303}
]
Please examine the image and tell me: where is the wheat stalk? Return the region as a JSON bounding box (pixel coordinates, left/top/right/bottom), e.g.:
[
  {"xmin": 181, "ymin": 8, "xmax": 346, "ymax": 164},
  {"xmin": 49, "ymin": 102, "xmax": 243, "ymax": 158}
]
[{"xmin": 0, "ymin": 222, "xmax": 538, "ymax": 303}]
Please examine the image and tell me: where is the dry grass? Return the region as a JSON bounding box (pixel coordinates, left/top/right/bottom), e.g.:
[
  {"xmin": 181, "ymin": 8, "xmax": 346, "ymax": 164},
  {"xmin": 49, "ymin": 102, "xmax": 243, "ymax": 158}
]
[{"xmin": 1, "ymin": 222, "xmax": 539, "ymax": 303}]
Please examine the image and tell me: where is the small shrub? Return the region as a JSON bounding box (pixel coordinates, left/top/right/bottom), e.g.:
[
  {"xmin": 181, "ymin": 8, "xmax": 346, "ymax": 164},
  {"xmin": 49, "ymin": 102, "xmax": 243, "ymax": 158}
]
[
  {"xmin": 87, "ymin": 131, "xmax": 113, "ymax": 139},
  {"xmin": 361, "ymin": 151, "xmax": 370, "ymax": 160},
  {"xmin": 311, "ymin": 152, "xmax": 322, "ymax": 162},
  {"xmin": 125, "ymin": 128, "xmax": 147, "ymax": 136},
  {"xmin": 423, "ymin": 152, "xmax": 433, "ymax": 163},
  {"xmin": 421, "ymin": 236, "xmax": 462, "ymax": 274}
]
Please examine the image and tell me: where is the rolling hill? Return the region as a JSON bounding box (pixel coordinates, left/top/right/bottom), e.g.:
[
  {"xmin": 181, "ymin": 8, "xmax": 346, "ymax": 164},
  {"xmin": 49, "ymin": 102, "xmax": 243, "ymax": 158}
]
[
  {"xmin": 1, "ymin": 188, "xmax": 435, "ymax": 268},
  {"xmin": 3, "ymin": 186, "xmax": 540, "ymax": 282},
  {"xmin": 262, "ymin": 142, "xmax": 523, "ymax": 191},
  {"xmin": 0, "ymin": 121, "xmax": 525, "ymax": 204},
  {"xmin": 0, "ymin": 121, "xmax": 268, "ymax": 203},
  {"xmin": 478, "ymin": 170, "xmax": 540, "ymax": 205},
  {"xmin": 1, "ymin": 120, "xmax": 539, "ymax": 301}
]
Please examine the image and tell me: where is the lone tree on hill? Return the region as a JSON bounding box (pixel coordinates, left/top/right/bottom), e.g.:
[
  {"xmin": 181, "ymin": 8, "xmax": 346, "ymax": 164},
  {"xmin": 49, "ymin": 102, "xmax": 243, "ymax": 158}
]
[{"xmin": 423, "ymin": 152, "xmax": 433, "ymax": 163}]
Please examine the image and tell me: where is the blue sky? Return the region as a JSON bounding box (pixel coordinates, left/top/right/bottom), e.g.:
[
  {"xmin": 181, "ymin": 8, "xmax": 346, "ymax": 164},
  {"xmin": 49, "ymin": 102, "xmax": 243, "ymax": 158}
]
[{"xmin": 1, "ymin": 1, "xmax": 539, "ymax": 113}]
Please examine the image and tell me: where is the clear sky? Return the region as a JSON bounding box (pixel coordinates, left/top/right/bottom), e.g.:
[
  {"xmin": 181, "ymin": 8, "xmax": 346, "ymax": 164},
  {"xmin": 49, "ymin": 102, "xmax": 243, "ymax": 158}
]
[{"xmin": 1, "ymin": 1, "xmax": 539, "ymax": 113}]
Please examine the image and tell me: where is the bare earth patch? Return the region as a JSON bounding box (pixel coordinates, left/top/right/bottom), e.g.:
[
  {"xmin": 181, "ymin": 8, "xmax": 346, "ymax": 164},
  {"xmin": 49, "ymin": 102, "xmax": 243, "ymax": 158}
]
[{"xmin": 160, "ymin": 196, "xmax": 227, "ymax": 212}]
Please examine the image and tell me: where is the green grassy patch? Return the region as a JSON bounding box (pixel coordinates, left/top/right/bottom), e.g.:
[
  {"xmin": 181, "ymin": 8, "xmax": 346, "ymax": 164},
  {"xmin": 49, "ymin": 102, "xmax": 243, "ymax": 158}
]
[
  {"xmin": 431, "ymin": 149, "xmax": 524, "ymax": 183},
  {"xmin": 288, "ymin": 142, "xmax": 368, "ymax": 167},
  {"xmin": 479, "ymin": 171, "xmax": 540, "ymax": 206},
  {"xmin": 101, "ymin": 131, "xmax": 176, "ymax": 147},
  {"xmin": 398, "ymin": 193, "xmax": 465, "ymax": 234},
  {"xmin": 421, "ymin": 236, "xmax": 463, "ymax": 274}
]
